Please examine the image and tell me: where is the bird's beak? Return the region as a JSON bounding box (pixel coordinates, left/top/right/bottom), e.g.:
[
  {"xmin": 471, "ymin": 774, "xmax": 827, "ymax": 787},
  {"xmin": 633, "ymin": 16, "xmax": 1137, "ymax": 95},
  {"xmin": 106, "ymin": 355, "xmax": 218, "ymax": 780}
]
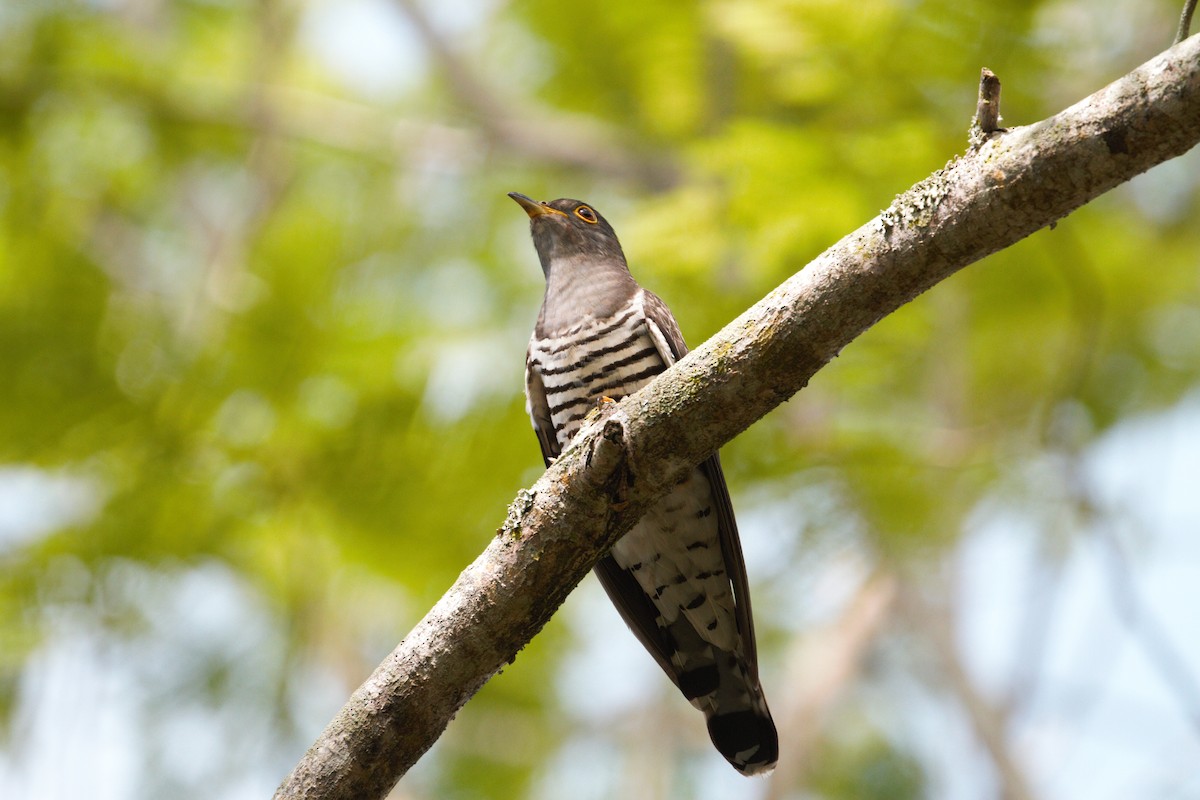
[{"xmin": 508, "ymin": 192, "xmax": 567, "ymax": 219}]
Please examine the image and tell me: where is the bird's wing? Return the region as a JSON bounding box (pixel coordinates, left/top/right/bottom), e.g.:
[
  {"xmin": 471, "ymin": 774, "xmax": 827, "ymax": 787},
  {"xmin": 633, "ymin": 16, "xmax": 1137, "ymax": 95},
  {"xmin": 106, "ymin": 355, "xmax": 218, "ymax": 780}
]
[
  {"xmin": 525, "ymin": 342, "xmax": 560, "ymax": 468},
  {"xmin": 592, "ymin": 556, "xmax": 681, "ymax": 679},
  {"xmin": 640, "ymin": 289, "xmax": 760, "ymax": 670}
]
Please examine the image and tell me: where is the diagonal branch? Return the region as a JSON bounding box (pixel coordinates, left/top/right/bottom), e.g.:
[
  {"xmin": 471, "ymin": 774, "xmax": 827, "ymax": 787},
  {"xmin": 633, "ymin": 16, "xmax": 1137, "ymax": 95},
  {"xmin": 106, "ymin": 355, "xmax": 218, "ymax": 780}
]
[{"xmin": 274, "ymin": 36, "xmax": 1200, "ymax": 800}]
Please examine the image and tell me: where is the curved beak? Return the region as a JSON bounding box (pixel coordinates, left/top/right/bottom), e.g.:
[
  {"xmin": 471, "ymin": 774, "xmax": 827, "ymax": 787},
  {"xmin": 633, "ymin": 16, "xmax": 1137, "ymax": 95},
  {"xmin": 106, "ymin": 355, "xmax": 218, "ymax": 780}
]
[{"xmin": 508, "ymin": 192, "xmax": 567, "ymax": 218}]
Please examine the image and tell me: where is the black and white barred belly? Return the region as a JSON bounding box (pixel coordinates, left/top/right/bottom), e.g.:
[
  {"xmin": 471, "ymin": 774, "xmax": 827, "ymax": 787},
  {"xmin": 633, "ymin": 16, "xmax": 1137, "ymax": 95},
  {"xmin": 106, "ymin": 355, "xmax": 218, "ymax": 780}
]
[{"xmin": 528, "ymin": 296, "xmax": 665, "ymax": 447}]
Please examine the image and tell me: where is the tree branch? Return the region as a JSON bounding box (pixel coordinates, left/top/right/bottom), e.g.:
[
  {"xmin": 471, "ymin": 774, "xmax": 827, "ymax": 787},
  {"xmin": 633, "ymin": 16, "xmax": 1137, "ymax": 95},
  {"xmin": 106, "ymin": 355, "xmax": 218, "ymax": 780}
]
[{"xmin": 274, "ymin": 37, "xmax": 1200, "ymax": 800}]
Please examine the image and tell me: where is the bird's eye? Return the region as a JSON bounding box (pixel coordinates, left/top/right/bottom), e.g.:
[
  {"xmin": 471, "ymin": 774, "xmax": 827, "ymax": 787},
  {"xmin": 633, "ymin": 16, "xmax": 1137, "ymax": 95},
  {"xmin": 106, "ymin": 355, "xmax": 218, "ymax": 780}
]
[{"xmin": 574, "ymin": 206, "xmax": 598, "ymax": 223}]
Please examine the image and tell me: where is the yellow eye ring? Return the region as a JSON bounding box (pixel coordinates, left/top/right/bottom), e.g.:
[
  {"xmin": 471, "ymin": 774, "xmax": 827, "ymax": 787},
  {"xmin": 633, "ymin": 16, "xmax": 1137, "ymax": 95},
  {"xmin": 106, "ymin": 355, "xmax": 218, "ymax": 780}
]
[{"xmin": 574, "ymin": 205, "xmax": 598, "ymax": 223}]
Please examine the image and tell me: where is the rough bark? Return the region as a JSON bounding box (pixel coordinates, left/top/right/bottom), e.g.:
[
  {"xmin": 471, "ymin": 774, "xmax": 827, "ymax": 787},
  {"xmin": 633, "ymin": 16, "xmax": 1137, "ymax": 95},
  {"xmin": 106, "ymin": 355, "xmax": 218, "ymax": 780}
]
[{"xmin": 274, "ymin": 35, "xmax": 1200, "ymax": 800}]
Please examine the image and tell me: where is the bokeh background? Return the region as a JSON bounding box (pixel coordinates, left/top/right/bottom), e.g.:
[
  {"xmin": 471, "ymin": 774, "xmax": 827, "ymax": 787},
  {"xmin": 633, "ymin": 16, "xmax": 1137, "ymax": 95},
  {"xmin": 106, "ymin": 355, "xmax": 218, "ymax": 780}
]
[{"xmin": 3, "ymin": 1, "xmax": 1200, "ymax": 798}]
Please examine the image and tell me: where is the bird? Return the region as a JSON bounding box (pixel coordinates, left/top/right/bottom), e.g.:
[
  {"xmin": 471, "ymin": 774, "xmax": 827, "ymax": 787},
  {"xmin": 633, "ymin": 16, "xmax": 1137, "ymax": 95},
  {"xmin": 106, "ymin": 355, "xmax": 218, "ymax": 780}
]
[{"xmin": 510, "ymin": 191, "xmax": 778, "ymax": 775}]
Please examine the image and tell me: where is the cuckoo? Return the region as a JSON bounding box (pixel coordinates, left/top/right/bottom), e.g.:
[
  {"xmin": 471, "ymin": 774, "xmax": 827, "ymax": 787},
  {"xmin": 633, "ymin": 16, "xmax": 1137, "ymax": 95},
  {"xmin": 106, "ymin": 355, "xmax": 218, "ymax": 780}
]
[{"xmin": 510, "ymin": 192, "xmax": 778, "ymax": 775}]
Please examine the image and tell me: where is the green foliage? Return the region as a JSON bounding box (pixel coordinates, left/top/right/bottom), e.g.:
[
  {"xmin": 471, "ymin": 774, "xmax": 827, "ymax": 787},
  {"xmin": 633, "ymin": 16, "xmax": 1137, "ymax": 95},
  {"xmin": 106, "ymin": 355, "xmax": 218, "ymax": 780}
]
[{"xmin": 1, "ymin": 0, "xmax": 1197, "ymax": 798}]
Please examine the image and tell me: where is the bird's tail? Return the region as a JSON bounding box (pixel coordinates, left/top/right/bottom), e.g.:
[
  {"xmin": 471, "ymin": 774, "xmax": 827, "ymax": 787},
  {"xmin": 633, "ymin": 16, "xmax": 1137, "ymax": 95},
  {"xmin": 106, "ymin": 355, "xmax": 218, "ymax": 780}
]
[
  {"xmin": 669, "ymin": 616, "xmax": 777, "ymax": 774},
  {"xmin": 699, "ymin": 650, "xmax": 778, "ymax": 775}
]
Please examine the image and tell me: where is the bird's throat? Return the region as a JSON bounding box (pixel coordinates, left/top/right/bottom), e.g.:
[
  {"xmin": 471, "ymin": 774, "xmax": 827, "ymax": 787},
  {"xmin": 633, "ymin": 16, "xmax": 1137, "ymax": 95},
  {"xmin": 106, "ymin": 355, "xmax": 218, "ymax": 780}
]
[{"xmin": 539, "ymin": 255, "xmax": 638, "ymax": 336}]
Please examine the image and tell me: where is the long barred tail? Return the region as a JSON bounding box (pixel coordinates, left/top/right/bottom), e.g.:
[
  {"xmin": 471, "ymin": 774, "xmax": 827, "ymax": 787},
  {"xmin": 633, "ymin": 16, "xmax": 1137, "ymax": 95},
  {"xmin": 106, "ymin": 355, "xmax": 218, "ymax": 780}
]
[
  {"xmin": 701, "ymin": 652, "xmax": 778, "ymax": 775},
  {"xmin": 669, "ymin": 619, "xmax": 778, "ymax": 775}
]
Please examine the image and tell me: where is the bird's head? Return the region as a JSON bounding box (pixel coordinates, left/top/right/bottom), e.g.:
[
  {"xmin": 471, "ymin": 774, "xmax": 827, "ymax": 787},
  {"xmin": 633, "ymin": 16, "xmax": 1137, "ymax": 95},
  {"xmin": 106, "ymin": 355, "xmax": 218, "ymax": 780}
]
[{"xmin": 508, "ymin": 192, "xmax": 627, "ymax": 278}]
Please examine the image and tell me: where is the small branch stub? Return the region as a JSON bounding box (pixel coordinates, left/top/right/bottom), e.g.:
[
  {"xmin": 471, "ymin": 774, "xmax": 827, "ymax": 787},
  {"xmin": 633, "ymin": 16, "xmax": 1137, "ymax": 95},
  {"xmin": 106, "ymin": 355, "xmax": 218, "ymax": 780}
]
[
  {"xmin": 976, "ymin": 68, "xmax": 1003, "ymax": 136},
  {"xmin": 1178, "ymin": 0, "xmax": 1197, "ymax": 44}
]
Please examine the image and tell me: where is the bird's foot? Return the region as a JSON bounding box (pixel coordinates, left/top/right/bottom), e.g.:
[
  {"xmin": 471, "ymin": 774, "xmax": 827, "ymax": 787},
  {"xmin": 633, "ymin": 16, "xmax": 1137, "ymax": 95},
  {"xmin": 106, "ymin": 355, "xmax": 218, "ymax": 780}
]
[{"xmin": 583, "ymin": 395, "xmax": 621, "ymax": 426}]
